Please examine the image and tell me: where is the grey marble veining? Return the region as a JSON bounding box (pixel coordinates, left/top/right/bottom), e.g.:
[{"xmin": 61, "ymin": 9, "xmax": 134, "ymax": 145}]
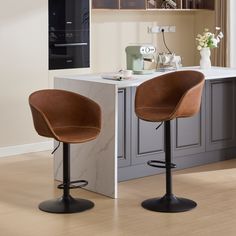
[{"xmin": 54, "ymin": 78, "xmax": 117, "ymax": 198}]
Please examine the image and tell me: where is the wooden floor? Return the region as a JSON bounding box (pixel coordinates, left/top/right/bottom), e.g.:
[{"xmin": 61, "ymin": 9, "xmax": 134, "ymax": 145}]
[{"xmin": 1, "ymin": 152, "xmax": 236, "ymax": 236}]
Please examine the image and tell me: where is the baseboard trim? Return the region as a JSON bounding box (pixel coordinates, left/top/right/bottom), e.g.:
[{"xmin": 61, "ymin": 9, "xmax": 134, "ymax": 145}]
[
  {"xmin": 0, "ymin": 141, "xmax": 53, "ymax": 158},
  {"xmin": 118, "ymin": 148, "xmax": 236, "ymax": 182}
]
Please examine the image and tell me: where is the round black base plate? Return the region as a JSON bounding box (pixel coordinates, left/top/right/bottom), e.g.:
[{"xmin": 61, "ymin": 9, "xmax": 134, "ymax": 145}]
[
  {"xmin": 39, "ymin": 195, "xmax": 94, "ymax": 214},
  {"xmin": 142, "ymin": 194, "xmax": 197, "ymax": 213}
]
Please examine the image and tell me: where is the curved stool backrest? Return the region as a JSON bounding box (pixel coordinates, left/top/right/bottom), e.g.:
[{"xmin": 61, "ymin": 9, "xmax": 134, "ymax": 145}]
[
  {"xmin": 29, "ymin": 89, "xmax": 101, "ymax": 140},
  {"xmin": 135, "ymin": 70, "xmax": 205, "ymax": 121}
]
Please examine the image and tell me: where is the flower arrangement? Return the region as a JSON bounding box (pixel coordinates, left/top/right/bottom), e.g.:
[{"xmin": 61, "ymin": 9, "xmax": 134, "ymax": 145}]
[{"xmin": 196, "ymin": 27, "xmax": 224, "ymax": 51}]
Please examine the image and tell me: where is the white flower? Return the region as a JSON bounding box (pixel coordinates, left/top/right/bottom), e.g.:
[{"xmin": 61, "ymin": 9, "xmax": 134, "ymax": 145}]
[
  {"xmin": 211, "ymin": 38, "xmax": 218, "ymax": 47},
  {"xmin": 196, "ymin": 27, "xmax": 224, "ymax": 50},
  {"xmin": 197, "ymin": 46, "xmax": 202, "ymax": 50}
]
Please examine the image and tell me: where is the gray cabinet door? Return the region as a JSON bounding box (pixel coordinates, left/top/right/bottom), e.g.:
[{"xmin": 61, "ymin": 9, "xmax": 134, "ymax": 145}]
[
  {"xmin": 173, "ymin": 88, "xmax": 206, "ymax": 157},
  {"xmin": 206, "ymin": 79, "xmax": 236, "ymax": 151},
  {"xmin": 131, "ymin": 87, "xmax": 165, "ymax": 165},
  {"xmin": 117, "ymin": 88, "xmax": 131, "ymax": 167}
]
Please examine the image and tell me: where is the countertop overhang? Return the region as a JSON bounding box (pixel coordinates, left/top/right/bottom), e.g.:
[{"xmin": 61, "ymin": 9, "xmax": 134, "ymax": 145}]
[{"xmin": 55, "ymin": 66, "xmax": 236, "ymax": 89}]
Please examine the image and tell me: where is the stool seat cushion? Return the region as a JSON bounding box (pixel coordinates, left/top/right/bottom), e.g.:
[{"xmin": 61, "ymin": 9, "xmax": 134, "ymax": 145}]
[
  {"xmin": 53, "ymin": 126, "xmax": 100, "ymax": 143},
  {"xmin": 135, "ymin": 107, "xmax": 175, "ymax": 122}
]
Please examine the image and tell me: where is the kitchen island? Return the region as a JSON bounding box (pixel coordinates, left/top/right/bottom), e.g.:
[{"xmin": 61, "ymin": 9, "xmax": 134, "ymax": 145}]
[{"xmin": 54, "ymin": 67, "xmax": 236, "ymax": 198}]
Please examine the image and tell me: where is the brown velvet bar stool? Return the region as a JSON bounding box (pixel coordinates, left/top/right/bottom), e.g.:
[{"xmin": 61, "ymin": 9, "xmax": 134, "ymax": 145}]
[
  {"xmin": 135, "ymin": 70, "xmax": 205, "ymax": 213},
  {"xmin": 29, "ymin": 89, "xmax": 101, "ymax": 214}
]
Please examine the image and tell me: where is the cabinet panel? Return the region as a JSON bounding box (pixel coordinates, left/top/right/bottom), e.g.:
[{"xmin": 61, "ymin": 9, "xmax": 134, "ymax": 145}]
[
  {"xmin": 131, "ymin": 87, "xmax": 165, "ymax": 165},
  {"xmin": 120, "ymin": 0, "xmax": 146, "ymax": 9},
  {"xmin": 49, "ymin": 0, "xmax": 89, "ymax": 31},
  {"xmin": 92, "ymin": 0, "xmax": 119, "ymax": 9},
  {"xmin": 132, "ymin": 119, "xmax": 165, "ymax": 165},
  {"xmin": 117, "ymin": 90, "xmax": 124, "ymax": 158},
  {"xmin": 182, "ymin": 0, "xmax": 214, "ymax": 9},
  {"xmin": 176, "ymin": 116, "xmax": 200, "ymax": 147},
  {"xmin": 117, "ymin": 89, "xmax": 131, "ymax": 167},
  {"xmin": 211, "ymin": 82, "xmax": 233, "ymax": 141},
  {"xmin": 138, "ymin": 120, "xmax": 164, "ymax": 154},
  {"xmin": 173, "ymin": 90, "xmax": 205, "ymax": 157},
  {"xmin": 206, "ymin": 79, "xmax": 236, "ymax": 151},
  {"xmin": 182, "ymin": 0, "xmax": 199, "ymax": 9},
  {"xmin": 202, "ymin": 0, "xmax": 214, "ymax": 10}
]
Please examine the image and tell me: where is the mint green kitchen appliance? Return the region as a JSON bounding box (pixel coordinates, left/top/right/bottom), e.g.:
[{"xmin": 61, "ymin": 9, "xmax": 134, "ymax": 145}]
[{"xmin": 125, "ymin": 45, "xmax": 156, "ymax": 75}]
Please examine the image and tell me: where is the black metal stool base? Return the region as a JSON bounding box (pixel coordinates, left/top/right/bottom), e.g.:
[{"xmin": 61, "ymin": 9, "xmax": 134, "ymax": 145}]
[
  {"xmin": 142, "ymin": 194, "xmax": 197, "ymax": 213},
  {"xmin": 39, "ymin": 195, "xmax": 94, "ymax": 214}
]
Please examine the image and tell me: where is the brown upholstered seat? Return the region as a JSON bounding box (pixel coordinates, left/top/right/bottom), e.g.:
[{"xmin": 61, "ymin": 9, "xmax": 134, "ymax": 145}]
[
  {"xmin": 135, "ymin": 70, "xmax": 205, "ymax": 122},
  {"xmin": 29, "ymin": 89, "xmax": 101, "ymax": 143},
  {"xmin": 29, "ymin": 89, "xmax": 101, "ymax": 214},
  {"xmin": 134, "ymin": 70, "xmax": 205, "ymax": 213}
]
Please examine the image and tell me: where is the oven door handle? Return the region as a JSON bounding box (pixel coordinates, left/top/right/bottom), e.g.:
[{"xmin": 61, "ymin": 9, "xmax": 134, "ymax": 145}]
[{"xmin": 54, "ymin": 42, "xmax": 88, "ymax": 47}]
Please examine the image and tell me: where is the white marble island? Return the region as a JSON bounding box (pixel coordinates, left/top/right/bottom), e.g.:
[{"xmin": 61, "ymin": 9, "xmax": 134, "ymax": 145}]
[{"xmin": 54, "ymin": 67, "xmax": 236, "ymax": 198}]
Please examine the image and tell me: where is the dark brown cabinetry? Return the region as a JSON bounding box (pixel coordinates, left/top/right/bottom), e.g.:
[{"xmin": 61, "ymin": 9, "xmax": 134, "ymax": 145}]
[
  {"xmin": 182, "ymin": 0, "xmax": 214, "ymax": 9},
  {"xmin": 92, "ymin": 0, "xmax": 119, "ymax": 9},
  {"xmin": 120, "ymin": 0, "xmax": 146, "ymax": 9},
  {"xmin": 202, "ymin": 0, "xmax": 214, "ymax": 10},
  {"xmin": 92, "ymin": 0, "xmax": 215, "ymax": 10}
]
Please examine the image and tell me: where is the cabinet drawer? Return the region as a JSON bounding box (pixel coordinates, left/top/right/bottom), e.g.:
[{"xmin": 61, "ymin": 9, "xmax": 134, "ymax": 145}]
[
  {"xmin": 206, "ymin": 79, "xmax": 236, "ymax": 151},
  {"xmin": 49, "ymin": 0, "xmax": 89, "ymax": 31},
  {"xmin": 131, "ymin": 87, "xmax": 165, "ymax": 165},
  {"xmin": 49, "ymin": 42, "xmax": 89, "ymax": 70},
  {"xmin": 173, "ymin": 89, "xmax": 206, "ymax": 157}
]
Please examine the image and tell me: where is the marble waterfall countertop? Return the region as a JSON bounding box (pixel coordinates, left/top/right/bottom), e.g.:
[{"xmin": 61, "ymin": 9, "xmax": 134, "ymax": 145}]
[{"xmin": 55, "ymin": 67, "xmax": 236, "ymax": 89}]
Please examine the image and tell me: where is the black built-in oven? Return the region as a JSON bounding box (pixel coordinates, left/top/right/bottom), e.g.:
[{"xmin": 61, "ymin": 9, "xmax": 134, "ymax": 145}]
[{"xmin": 49, "ymin": 0, "xmax": 89, "ymax": 70}]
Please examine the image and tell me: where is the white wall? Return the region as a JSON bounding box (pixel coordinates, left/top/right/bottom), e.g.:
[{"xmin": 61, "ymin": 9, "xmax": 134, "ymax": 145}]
[
  {"xmin": 91, "ymin": 10, "xmax": 197, "ymax": 73},
  {"xmin": 0, "ymin": 0, "xmax": 48, "ymax": 148}
]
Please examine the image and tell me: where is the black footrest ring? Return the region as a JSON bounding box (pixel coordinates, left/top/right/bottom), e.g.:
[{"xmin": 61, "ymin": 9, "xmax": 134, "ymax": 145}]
[
  {"xmin": 57, "ymin": 180, "xmax": 88, "ymax": 190},
  {"xmin": 147, "ymin": 160, "xmax": 176, "ymax": 169}
]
